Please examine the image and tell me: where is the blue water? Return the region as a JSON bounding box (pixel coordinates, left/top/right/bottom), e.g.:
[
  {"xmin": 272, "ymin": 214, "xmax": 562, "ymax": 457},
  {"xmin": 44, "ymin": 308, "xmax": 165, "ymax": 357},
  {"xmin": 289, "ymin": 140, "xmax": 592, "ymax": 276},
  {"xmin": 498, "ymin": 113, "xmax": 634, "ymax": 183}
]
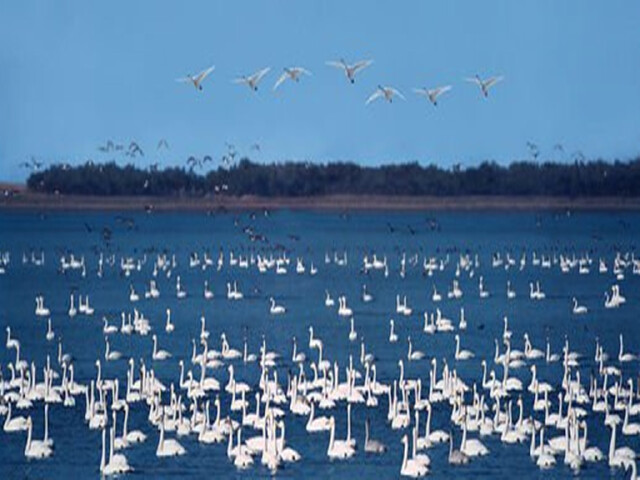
[{"xmin": 1, "ymin": 209, "xmax": 639, "ymax": 479}]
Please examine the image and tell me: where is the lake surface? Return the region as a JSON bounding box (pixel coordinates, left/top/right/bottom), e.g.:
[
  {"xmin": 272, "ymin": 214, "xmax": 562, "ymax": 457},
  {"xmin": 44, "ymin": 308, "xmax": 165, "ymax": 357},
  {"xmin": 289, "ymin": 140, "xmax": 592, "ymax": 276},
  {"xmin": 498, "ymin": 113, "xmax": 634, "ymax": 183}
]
[{"xmin": 1, "ymin": 209, "xmax": 639, "ymax": 479}]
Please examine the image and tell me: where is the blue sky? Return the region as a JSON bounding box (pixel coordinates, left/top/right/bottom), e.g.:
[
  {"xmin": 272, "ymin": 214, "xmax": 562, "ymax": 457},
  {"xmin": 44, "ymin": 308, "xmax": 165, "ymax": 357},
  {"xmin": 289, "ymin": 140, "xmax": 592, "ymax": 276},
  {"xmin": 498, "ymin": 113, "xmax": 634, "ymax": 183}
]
[{"xmin": 1, "ymin": 1, "xmax": 640, "ymax": 181}]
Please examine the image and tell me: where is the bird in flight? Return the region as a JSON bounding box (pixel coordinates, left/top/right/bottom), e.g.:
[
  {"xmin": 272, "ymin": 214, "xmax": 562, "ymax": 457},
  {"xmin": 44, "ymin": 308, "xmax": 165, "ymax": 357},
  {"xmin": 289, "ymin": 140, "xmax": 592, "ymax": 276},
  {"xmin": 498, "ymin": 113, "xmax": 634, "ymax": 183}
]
[
  {"xmin": 413, "ymin": 85, "xmax": 452, "ymax": 106},
  {"xmin": 326, "ymin": 58, "xmax": 373, "ymax": 84},
  {"xmin": 176, "ymin": 65, "xmax": 215, "ymax": 91},
  {"xmin": 234, "ymin": 67, "xmax": 271, "ymax": 91},
  {"xmin": 157, "ymin": 139, "xmax": 170, "ymax": 150},
  {"xmin": 366, "ymin": 85, "xmax": 405, "ymax": 105},
  {"xmin": 273, "ymin": 67, "xmax": 311, "ymax": 90},
  {"xmin": 466, "ymin": 75, "xmax": 504, "ymax": 98}
]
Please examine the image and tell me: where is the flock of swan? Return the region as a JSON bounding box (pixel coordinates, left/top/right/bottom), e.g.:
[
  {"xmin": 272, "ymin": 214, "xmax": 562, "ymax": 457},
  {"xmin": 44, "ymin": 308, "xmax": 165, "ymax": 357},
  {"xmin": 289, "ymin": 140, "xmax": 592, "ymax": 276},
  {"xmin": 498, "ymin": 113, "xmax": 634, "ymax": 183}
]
[
  {"xmin": 176, "ymin": 60, "xmax": 503, "ymax": 106},
  {"xmin": 1, "ymin": 225, "xmax": 640, "ymax": 478}
]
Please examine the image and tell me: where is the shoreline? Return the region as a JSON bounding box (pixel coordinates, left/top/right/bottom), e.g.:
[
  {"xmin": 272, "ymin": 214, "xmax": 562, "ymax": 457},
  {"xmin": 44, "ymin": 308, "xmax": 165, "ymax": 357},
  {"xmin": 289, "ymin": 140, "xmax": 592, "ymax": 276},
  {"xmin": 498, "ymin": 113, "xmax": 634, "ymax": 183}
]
[{"xmin": 2, "ymin": 192, "xmax": 640, "ymax": 212}]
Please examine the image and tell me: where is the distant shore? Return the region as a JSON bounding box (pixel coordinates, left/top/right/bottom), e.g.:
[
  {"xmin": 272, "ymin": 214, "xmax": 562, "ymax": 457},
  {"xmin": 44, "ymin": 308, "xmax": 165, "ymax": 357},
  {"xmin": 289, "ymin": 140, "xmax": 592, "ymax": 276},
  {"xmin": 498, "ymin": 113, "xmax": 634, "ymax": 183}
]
[{"xmin": 2, "ymin": 189, "xmax": 640, "ymax": 212}]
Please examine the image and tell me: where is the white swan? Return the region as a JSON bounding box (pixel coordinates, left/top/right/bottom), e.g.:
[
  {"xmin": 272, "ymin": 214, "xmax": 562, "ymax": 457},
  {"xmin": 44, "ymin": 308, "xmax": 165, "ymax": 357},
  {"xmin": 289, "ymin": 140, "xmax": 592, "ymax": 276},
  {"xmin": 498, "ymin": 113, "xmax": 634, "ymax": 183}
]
[
  {"xmin": 152, "ymin": 334, "xmax": 172, "ymax": 361},
  {"xmin": 176, "ymin": 65, "xmax": 215, "ymax": 91},
  {"xmin": 165, "ymin": 308, "xmax": 174, "ymax": 333},
  {"xmin": 273, "ymin": 66, "xmax": 311, "ymax": 90},
  {"xmin": 401, "ymin": 434, "xmax": 429, "ymax": 477},
  {"xmin": 234, "ymin": 67, "xmax": 271, "ymax": 91},
  {"xmin": 45, "ymin": 318, "xmax": 55, "ymax": 341},
  {"xmin": 24, "ymin": 417, "xmax": 53, "ymax": 459},
  {"xmin": 366, "ymin": 85, "xmax": 405, "ymax": 105},
  {"xmin": 572, "ymin": 297, "xmax": 588, "ymax": 315},
  {"xmin": 413, "ymin": 85, "xmax": 452, "ymax": 106},
  {"xmin": 408, "ymin": 336, "xmax": 425, "ymax": 361},
  {"xmin": 156, "ymin": 416, "xmax": 186, "ymax": 457},
  {"xmin": 326, "ymin": 58, "xmax": 372, "ymax": 84},
  {"xmin": 364, "ymin": 417, "xmax": 387, "ymax": 453},
  {"xmin": 269, "ymin": 297, "xmax": 286, "ymax": 315},
  {"xmin": 619, "ymin": 334, "xmax": 637, "ymax": 362},
  {"xmin": 105, "ymin": 337, "xmax": 122, "ymax": 361},
  {"xmin": 348, "ymin": 317, "xmax": 357, "ymax": 342},
  {"xmin": 327, "ymin": 416, "xmax": 355, "ymax": 459},
  {"xmin": 466, "ymin": 74, "xmax": 504, "ymax": 97},
  {"xmin": 389, "ymin": 319, "xmax": 398, "ymax": 343},
  {"xmin": 455, "ymin": 334, "xmax": 475, "ymax": 360}
]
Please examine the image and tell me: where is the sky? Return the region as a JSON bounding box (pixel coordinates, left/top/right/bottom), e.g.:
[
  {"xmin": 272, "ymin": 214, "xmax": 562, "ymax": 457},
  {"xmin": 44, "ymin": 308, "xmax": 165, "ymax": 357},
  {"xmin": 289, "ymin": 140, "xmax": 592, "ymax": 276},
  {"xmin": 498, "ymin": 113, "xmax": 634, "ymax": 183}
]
[{"xmin": 1, "ymin": 0, "xmax": 640, "ymax": 181}]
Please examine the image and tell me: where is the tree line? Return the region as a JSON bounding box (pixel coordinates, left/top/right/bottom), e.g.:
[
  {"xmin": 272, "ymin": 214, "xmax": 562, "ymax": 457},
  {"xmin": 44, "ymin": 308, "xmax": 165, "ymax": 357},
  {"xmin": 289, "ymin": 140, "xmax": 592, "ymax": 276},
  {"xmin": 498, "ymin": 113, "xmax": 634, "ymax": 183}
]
[{"xmin": 26, "ymin": 158, "xmax": 640, "ymax": 197}]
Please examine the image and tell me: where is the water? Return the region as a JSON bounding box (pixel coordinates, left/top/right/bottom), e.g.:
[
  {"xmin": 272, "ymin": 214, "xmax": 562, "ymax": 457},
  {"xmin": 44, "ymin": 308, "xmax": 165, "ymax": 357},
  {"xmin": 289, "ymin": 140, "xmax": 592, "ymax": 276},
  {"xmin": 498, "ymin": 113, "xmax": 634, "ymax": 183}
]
[{"xmin": 0, "ymin": 209, "xmax": 639, "ymax": 479}]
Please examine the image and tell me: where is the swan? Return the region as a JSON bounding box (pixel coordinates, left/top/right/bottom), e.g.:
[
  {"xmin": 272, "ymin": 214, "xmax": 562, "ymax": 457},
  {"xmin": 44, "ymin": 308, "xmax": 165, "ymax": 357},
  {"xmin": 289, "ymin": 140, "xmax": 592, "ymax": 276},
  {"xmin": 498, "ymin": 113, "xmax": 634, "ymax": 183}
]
[
  {"xmin": 362, "ymin": 284, "xmax": 373, "ymax": 303},
  {"xmin": 100, "ymin": 428, "xmax": 130, "ymax": 474},
  {"xmin": 407, "ymin": 336, "xmax": 425, "ymax": 361},
  {"xmin": 234, "ymin": 67, "xmax": 271, "ymax": 91},
  {"xmin": 5, "ymin": 326, "xmax": 19, "ymax": 349},
  {"xmin": 273, "ymin": 66, "xmax": 311, "ymax": 90},
  {"xmin": 269, "ymin": 297, "xmax": 286, "ymax": 315},
  {"xmin": 461, "ymin": 414, "xmax": 489, "ymax": 456},
  {"xmin": 103, "ymin": 317, "xmax": 118, "ymax": 334},
  {"xmin": 623, "ymin": 402, "xmax": 640, "ymax": 435},
  {"xmin": 4, "ymin": 402, "xmax": 29, "ymax": 432},
  {"xmin": 104, "ymin": 337, "xmax": 122, "ymax": 361},
  {"xmin": 327, "ymin": 416, "xmax": 355, "ymax": 459},
  {"xmin": 366, "ymin": 85, "xmax": 405, "ymax": 104},
  {"xmin": 309, "ymin": 326, "xmax": 322, "ymax": 350},
  {"xmin": 579, "ymin": 421, "xmax": 604, "ymax": 462},
  {"xmin": 572, "ymin": 297, "xmax": 588, "ymax": 315},
  {"xmin": 176, "ymin": 65, "xmax": 215, "ymax": 91},
  {"xmin": 68, "ymin": 293, "xmax": 77, "ymax": 317},
  {"xmin": 291, "ymin": 337, "xmax": 306, "ymax": 363},
  {"xmin": 324, "ymin": 290, "xmax": 335, "ymax": 307},
  {"xmin": 24, "ymin": 417, "xmax": 53, "ymax": 459},
  {"xmin": 45, "ymin": 318, "xmax": 55, "ymax": 341},
  {"xmin": 152, "ymin": 335, "xmax": 172, "ymax": 361},
  {"xmin": 524, "ymin": 334, "xmax": 545, "ymax": 360},
  {"xmin": 277, "ymin": 421, "xmax": 301, "ymax": 462},
  {"xmin": 348, "ymin": 317, "xmax": 357, "ymax": 342},
  {"xmin": 156, "ymin": 415, "xmax": 186, "ymax": 457},
  {"xmin": 448, "ymin": 431, "xmax": 469, "ymax": 465},
  {"xmin": 401, "ymin": 434, "xmax": 429, "ymax": 477},
  {"xmin": 466, "ymin": 74, "xmax": 504, "ymax": 97},
  {"xmin": 413, "ymin": 85, "xmax": 452, "ymax": 106},
  {"xmin": 425, "ymin": 401, "xmax": 449, "ymax": 443},
  {"xmin": 165, "ymin": 308, "xmax": 174, "ymax": 333},
  {"xmin": 364, "ymin": 417, "xmax": 387, "ymax": 453},
  {"xmin": 338, "ymin": 296, "xmax": 353, "ymax": 317},
  {"xmin": 389, "ymin": 319, "xmax": 399, "ymax": 343},
  {"xmin": 326, "ymin": 58, "xmax": 372, "ymax": 84},
  {"xmin": 609, "ymin": 422, "xmax": 636, "ymax": 467},
  {"xmin": 123, "ymin": 402, "xmax": 146, "ymax": 444},
  {"xmin": 306, "ymin": 402, "xmax": 331, "ymax": 432},
  {"xmin": 455, "ymin": 334, "xmax": 475, "ymax": 360},
  {"xmin": 619, "ymin": 334, "xmax": 637, "ymax": 362}
]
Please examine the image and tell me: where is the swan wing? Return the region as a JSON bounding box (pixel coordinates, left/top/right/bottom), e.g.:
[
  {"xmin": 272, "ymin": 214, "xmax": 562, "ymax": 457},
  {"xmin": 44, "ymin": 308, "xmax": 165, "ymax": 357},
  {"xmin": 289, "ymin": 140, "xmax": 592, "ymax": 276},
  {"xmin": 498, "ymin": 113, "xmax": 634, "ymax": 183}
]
[
  {"xmin": 465, "ymin": 77, "xmax": 482, "ymax": 86},
  {"xmin": 484, "ymin": 76, "xmax": 504, "ymax": 89},
  {"xmin": 195, "ymin": 65, "xmax": 215, "ymax": 83},
  {"xmin": 175, "ymin": 76, "xmax": 192, "ymax": 83},
  {"xmin": 351, "ymin": 59, "xmax": 373, "ymax": 74},
  {"xmin": 326, "ymin": 60, "xmax": 347, "ymax": 71},
  {"xmin": 413, "ymin": 88, "xmax": 429, "ymax": 97},
  {"xmin": 365, "ymin": 89, "xmax": 383, "ymax": 105},
  {"xmin": 273, "ymin": 72, "xmax": 289, "ymax": 90},
  {"xmin": 430, "ymin": 85, "xmax": 452, "ymax": 98},
  {"xmin": 251, "ymin": 67, "xmax": 271, "ymax": 84},
  {"xmin": 390, "ymin": 87, "xmax": 405, "ymax": 100}
]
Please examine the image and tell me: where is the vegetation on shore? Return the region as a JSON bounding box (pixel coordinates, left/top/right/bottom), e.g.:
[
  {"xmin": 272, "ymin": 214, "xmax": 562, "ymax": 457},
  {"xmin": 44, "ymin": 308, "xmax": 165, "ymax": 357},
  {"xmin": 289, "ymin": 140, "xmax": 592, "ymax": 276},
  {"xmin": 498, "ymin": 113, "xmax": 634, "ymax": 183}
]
[{"xmin": 26, "ymin": 158, "xmax": 640, "ymax": 197}]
